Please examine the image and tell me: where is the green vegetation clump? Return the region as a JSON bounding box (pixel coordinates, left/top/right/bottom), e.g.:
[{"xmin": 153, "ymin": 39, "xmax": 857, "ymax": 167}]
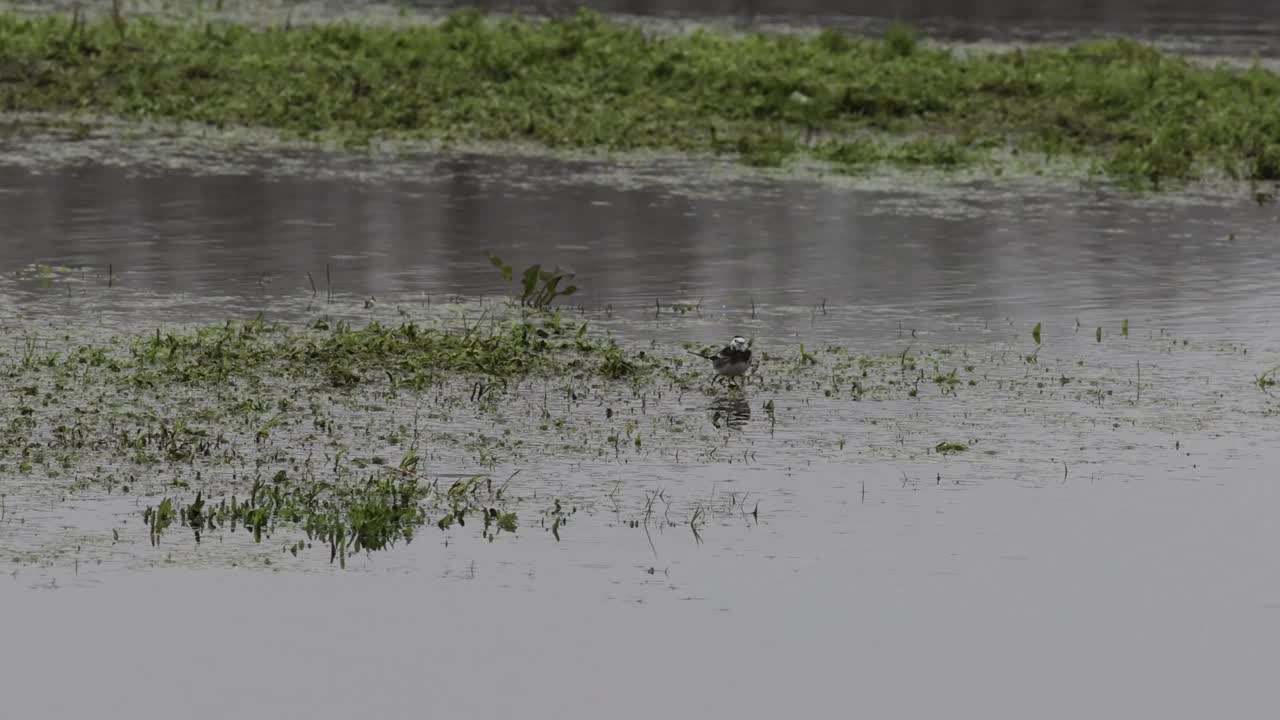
[
  {"xmin": 2, "ymin": 9, "xmax": 1280, "ymax": 187},
  {"xmin": 1258, "ymin": 366, "xmax": 1280, "ymax": 391},
  {"xmin": 126, "ymin": 314, "xmax": 584, "ymax": 388}
]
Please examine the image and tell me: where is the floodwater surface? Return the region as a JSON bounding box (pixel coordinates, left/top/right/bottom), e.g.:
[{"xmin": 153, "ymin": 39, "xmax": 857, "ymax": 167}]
[
  {"xmin": 2, "ymin": 135, "xmax": 1280, "ymax": 720},
  {"xmin": 1, "ymin": 151, "xmax": 1276, "ymax": 333},
  {"xmin": 6, "ymin": 0, "xmax": 1280, "ymax": 57}
]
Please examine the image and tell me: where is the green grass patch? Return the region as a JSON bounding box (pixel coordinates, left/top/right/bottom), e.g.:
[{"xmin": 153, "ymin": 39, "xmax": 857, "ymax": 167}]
[{"xmin": 2, "ymin": 9, "xmax": 1280, "ymax": 188}]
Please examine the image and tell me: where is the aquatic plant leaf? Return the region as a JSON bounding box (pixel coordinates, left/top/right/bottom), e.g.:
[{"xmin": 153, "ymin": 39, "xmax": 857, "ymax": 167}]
[
  {"xmin": 485, "ymin": 252, "xmax": 512, "ymax": 281},
  {"xmin": 496, "ymin": 512, "xmax": 518, "ymax": 533},
  {"xmin": 1257, "ymin": 367, "xmax": 1280, "ymax": 391},
  {"xmin": 521, "ymin": 265, "xmax": 541, "ymax": 302},
  {"xmin": 399, "ymin": 450, "xmax": 419, "ymax": 474}
]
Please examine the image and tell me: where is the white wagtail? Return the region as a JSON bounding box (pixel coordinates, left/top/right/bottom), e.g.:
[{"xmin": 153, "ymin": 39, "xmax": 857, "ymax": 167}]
[{"xmin": 691, "ymin": 335, "xmax": 752, "ymax": 381}]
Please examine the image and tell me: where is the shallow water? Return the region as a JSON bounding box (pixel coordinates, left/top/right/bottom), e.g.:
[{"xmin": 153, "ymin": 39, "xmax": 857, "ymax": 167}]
[
  {"xmin": 433, "ymin": 0, "xmax": 1280, "ymax": 57},
  {"xmin": 3, "ymin": 136, "xmax": 1280, "ymax": 719},
  {"xmin": 6, "ymin": 0, "xmax": 1280, "ymax": 58},
  {"xmin": 2, "ymin": 152, "xmax": 1277, "ymax": 334}
]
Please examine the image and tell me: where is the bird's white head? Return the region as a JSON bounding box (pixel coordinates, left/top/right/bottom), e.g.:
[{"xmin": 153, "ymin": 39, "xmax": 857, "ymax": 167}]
[{"xmin": 729, "ymin": 336, "xmax": 749, "ymax": 352}]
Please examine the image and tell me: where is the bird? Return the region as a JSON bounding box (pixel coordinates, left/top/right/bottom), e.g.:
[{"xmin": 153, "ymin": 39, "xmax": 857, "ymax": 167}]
[{"xmin": 691, "ymin": 335, "xmax": 752, "ymax": 381}]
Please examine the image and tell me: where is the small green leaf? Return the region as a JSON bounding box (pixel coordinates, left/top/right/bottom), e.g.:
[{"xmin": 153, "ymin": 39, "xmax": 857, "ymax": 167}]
[
  {"xmin": 1031, "ymin": 322, "xmax": 1041, "ymax": 345},
  {"xmin": 521, "ymin": 265, "xmax": 540, "ymax": 298},
  {"xmin": 1121, "ymin": 319, "xmax": 1129, "ymax": 337},
  {"xmin": 496, "ymin": 512, "xmax": 518, "ymax": 533}
]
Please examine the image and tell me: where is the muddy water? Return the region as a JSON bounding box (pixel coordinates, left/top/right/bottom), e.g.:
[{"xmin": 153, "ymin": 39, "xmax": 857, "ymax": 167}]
[{"xmin": 2, "ymin": 146, "xmax": 1280, "ymax": 720}]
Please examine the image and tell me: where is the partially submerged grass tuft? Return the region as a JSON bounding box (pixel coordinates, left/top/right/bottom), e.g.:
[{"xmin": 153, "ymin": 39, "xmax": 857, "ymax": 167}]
[
  {"xmin": 934, "ymin": 441, "xmax": 969, "ymax": 455},
  {"xmin": 1258, "ymin": 366, "xmax": 1280, "ymax": 392},
  {"xmin": 1, "ymin": 10, "xmax": 1280, "ymax": 189},
  {"xmin": 126, "ymin": 313, "xmax": 597, "ymax": 388}
]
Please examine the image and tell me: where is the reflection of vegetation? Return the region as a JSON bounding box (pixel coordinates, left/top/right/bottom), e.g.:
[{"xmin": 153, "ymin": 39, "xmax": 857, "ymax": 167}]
[
  {"xmin": 2, "ymin": 10, "xmax": 1280, "ymax": 190},
  {"xmin": 14, "ymin": 263, "xmax": 74, "ymax": 288},
  {"xmin": 145, "ymin": 468, "xmax": 524, "ymax": 568}
]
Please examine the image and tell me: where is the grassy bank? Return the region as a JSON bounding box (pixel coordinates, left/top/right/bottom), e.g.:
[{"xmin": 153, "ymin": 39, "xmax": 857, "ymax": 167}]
[{"xmin": 3, "ymin": 10, "xmax": 1280, "ymax": 185}]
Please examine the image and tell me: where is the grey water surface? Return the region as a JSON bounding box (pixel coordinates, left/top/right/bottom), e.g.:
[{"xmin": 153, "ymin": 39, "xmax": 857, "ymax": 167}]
[
  {"xmin": 3, "ymin": 0, "xmax": 1280, "ymax": 690},
  {"xmin": 421, "ymin": 0, "xmax": 1280, "ymax": 53},
  {"xmin": 5, "ymin": 0, "xmax": 1280, "ymax": 56},
  {"xmin": 2, "ymin": 145, "xmax": 1279, "ymax": 719},
  {"xmin": 1, "ymin": 156, "xmax": 1277, "ymax": 334}
]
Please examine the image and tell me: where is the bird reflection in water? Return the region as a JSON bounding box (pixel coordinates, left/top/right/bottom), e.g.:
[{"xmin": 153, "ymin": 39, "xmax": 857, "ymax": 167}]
[{"xmin": 709, "ymin": 394, "xmax": 751, "ymax": 430}]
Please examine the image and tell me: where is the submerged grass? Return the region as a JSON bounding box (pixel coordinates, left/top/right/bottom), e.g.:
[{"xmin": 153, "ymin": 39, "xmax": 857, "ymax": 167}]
[
  {"xmin": 0, "ymin": 283, "xmax": 1266, "ymax": 571},
  {"xmin": 146, "ymin": 469, "xmax": 517, "ymax": 568},
  {"xmin": 0, "ymin": 300, "xmax": 974, "ymax": 564},
  {"xmin": 2, "ymin": 9, "xmax": 1280, "ymax": 188}
]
